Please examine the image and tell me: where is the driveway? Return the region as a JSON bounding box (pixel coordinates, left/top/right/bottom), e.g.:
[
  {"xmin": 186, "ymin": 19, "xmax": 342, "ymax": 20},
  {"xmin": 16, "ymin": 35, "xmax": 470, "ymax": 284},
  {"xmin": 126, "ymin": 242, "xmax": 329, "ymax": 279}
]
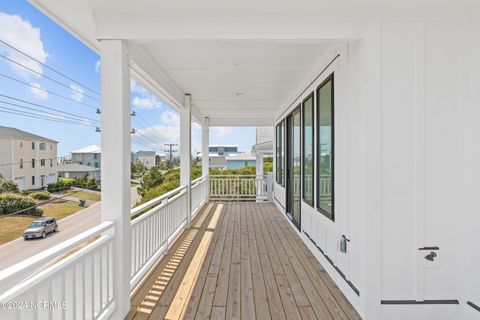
[{"xmin": 0, "ymin": 186, "xmax": 141, "ymax": 271}]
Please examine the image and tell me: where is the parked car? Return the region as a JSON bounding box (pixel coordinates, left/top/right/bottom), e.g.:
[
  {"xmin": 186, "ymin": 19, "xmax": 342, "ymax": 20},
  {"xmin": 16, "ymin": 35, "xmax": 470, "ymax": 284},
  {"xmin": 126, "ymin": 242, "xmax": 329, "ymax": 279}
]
[{"xmin": 23, "ymin": 217, "xmax": 58, "ymax": 240}]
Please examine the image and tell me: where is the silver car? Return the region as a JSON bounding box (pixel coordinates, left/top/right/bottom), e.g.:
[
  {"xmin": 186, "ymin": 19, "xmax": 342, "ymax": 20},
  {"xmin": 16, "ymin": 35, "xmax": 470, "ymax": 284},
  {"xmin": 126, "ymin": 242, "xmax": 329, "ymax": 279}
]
[{"xmin": 23, "ymin": 217, "xmax": 58, "ymax": 240}]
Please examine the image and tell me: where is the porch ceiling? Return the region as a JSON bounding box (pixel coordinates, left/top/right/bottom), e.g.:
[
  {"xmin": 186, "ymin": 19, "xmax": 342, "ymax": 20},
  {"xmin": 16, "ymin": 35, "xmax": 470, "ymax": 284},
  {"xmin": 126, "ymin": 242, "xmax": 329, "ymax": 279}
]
[
  {"xmin": 29, "ymin": 0, "xmax": 478, "ymax": 125},
  {"xmin": 133, "ymin": 40, "xmax": 330, "ymax": 126}
]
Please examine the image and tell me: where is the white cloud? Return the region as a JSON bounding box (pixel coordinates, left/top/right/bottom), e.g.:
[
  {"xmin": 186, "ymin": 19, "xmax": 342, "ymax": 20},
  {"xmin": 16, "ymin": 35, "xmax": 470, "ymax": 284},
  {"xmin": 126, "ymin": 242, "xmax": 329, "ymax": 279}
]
[
  {"xmin": 133, "ymin": 96, "xmax": 161, "ymax": 110},
  {"xmin": 29, "ymin": 82, "xmax": 48, "ymax": 100},
  {"xmin": 95, "ymin": 60, "xmax": 100, "ymax": 72},
  {"xmin": 0, "ymin": 13, "xmax": 48, "ymax": 79},
  {"xmin": 211, "ymin": 127, "xmax": 233, "ymax": 138},
  {"xmin": 131, "ymin": 79, "xmax": 149, "ymax": 95},
  {"xmin": 161, "ymin": 110, "xmax": 180, "ymax": 126},
  {"xmin": 70, "ymin": 84, "xmax": 84, "ymax": 102},
  {"xmin": 136, "ymin": 125, "xmax": 180, "ymax": 148}
]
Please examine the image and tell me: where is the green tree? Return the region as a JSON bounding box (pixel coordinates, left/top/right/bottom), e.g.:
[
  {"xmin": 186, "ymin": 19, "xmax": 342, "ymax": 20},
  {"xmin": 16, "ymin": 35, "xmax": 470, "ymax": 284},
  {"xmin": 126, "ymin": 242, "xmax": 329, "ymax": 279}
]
[{"xmin": 138, "ymin": 166, "xmax": 165, "ymax": 196}]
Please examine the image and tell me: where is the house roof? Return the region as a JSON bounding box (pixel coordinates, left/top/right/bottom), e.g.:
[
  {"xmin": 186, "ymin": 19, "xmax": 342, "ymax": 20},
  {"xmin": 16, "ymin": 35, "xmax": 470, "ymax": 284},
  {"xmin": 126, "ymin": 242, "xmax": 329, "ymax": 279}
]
[
  {"xmin": 71, "ymin": 145, "xmax": 101, "ymax": 154},
  {"xmin": 137, "ymin": 151, "xmax": 156, "ymax": 156},
  {"xmin": 0, "ymin": 126, "xmax": 58, "ymax": 143},
  {"xmin": 226, "ymin": 152, "xmax": 256, "ymax": 161},
  {"xmin": 57, "ymin": 163, "xmax": 101, "ymax": 173}
]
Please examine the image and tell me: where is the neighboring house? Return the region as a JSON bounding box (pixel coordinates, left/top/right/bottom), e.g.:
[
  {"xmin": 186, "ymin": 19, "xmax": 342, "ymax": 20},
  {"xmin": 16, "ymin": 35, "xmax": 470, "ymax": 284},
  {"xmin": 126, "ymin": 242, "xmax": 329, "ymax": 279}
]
[
  {"xmin": 226, "ymin": 152, "xmax": 256, "ymax": 169},
  {"xmin": 71, "ymin": 145, "xmax": 101, "ymax": 169},
  {"xmin": 197, "ymin": 144, "xmax": 257, "ymax": 169},
  {"xmin": 0, "ymin": 126, "xmax": 58, "ymax": 190},
  {"xmin": 136, "ymin": 151, "xmax": 156, "ymax": 169},
  {"xmin": 57, "ymin": 163, "xmax": 101, "ymax": 180}
]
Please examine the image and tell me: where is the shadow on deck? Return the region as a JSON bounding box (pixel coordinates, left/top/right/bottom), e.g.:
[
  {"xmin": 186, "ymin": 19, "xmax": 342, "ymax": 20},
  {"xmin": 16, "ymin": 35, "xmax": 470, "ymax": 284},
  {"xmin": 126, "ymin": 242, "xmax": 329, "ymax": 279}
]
[{"xmin": 127, "ymin": 202, "xmax": 361, "ymax": 320}]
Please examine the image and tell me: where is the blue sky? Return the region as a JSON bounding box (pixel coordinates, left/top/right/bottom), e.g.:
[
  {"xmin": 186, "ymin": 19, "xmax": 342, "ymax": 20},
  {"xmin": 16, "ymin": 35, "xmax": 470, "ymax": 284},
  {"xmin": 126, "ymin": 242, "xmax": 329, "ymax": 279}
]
[{"xmin": 0, "ymin": 0, "xmax": 256, "ymax": 159}]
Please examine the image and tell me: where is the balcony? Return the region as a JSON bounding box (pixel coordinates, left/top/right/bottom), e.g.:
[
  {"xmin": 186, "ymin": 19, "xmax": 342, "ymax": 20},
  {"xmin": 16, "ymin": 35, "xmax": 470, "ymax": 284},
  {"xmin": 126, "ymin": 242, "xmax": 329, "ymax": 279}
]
[
  {"xmin": 128, "ymin": 202, "xmax": 359, "ymax": 320},
  {"xmin": 0, "ymin": 175, "xmax": 353, "ymax": 320}
]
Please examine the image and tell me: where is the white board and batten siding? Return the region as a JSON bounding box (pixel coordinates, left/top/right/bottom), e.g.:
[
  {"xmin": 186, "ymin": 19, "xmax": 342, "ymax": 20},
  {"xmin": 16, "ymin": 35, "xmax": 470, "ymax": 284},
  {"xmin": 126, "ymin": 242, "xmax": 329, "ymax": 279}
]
[{"xmin": 273, "ymin": 18, "xmax": 480, "ymax": 320}]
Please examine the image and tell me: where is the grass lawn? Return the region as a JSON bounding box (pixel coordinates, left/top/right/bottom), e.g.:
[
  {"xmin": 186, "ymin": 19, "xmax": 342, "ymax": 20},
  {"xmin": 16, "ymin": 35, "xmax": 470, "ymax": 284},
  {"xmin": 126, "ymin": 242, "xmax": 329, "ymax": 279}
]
[
  {"xmin": 0, "ymin": 200, "xmax": 84, "ymax": 245},
  {"xmin": 68, "ymin": 191, "xmax": 101, "ymax": 202}
]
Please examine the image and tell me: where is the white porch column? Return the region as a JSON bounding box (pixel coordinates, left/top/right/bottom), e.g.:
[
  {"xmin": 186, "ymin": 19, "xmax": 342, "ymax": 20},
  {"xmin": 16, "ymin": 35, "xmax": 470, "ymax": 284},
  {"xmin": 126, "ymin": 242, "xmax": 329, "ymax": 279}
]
[
  {"xmin": 99, "ymin": 40, "xmax": 131, "ymax": 318},
  {"xmin": 202, "ymin": 118, "xmax": 210, "ymax": 202},
  {"xmin": 201, "ymin": 117, "xmax": 209, "ymax": 176},
  {"xmin": 180, "ymin": 94, "xmax": 192, "ymax": 227},
  {"xmin": 255, "ymin": 151, "xmax": 264, "ymax": 178}
]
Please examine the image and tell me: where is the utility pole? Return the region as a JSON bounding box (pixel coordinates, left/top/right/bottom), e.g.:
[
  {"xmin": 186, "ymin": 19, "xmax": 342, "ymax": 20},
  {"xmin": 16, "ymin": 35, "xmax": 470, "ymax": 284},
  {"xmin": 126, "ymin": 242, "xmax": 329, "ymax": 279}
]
[{"xmin": 164, "ymin": 143, "xmax": 178, "ymax": 168}]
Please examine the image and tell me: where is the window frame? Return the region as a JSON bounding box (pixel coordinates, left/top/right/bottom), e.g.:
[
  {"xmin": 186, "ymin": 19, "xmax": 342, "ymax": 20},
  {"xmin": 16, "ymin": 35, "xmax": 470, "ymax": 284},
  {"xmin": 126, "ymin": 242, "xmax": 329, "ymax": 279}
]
[
  {"xmin": 31, "ymin": 159, "xmax": 35, "ymax": 169},
  {"xmin": 316, "ymin": 73, "xmax": 335, "ymax": 221},
  {"xmin": 302, "ymin": 92, "xmax": 315, "ymax": 207},
  {"xmin": 31, "ymin": 142, "xmax": 35, "ymax": 150},
  {"xmin": 275, "ymin": 120, "xmax": 285, "ymax": 186}
]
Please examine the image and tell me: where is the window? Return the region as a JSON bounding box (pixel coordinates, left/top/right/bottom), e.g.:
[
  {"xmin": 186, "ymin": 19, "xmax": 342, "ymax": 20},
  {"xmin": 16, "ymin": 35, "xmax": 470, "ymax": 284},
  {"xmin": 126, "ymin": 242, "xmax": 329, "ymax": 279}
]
[
  {"xmin": 19, "ymin": 159, "xmax": 23, "ymax": 169},
  {"xmin": 50, "ymin": 159, "xmax": 53, "ymax": 167},
  {"xmin": 40, "ymin": 159, "xmax": 45, "ymax": 166},
  {"xmin": 39, "ymin": 143, "xmax": 46, "ymax": 150},
  {"xmin": 317, "ymin": 74, "xmax": 334, "ymax": 220},
  {"xmin": 50, "ymin": 144, "xmax": 53, "ymax": 150},
  {"xmin": 31, "ymin": 176, "xmax": 35, "ymax": 186},
  {"xmin": 20, "ymin": 141, "xmax": 23, "ymax": 148},
  {"xmin": 93, "ymin": 153, "xmax": 97, "ymax": 160},
  {"xmin": 31, "ymin": 159, "xmax": 35, "ymax": 168},
  {"xmin": 302, "ymin": 93, "xmax": 314, "ymax": 206},
  {"xmin": 31, "ymin": 142, "xmax": 35, "ymax": 150},
  {"xmin": 276, "ymin": 120, "xmax": 285, "ymax": 186}
]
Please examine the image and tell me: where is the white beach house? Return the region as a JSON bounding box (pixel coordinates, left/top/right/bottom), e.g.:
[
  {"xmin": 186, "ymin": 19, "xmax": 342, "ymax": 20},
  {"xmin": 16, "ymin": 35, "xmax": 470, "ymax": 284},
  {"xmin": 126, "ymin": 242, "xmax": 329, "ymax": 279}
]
[{"xmin": 0, "ymin": 1, "xmax": 479, "ymax": 319}]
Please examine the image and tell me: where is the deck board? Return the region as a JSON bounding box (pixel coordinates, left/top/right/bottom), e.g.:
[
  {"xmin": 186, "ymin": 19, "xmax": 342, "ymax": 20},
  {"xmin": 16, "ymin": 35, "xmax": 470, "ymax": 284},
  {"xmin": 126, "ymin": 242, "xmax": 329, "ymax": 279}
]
[{"xmin": 129, "ymin": 202, "xmax": 361, "ymax": 320}]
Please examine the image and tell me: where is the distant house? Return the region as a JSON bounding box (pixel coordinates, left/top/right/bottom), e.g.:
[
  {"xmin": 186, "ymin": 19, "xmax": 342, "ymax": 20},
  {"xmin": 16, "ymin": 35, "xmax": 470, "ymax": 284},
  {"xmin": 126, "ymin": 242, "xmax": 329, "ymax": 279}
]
[
  {"xmin": 136, "ymin": 151, "xmax": 156, "ymax": 169},
  {"xmin": 57, "ymin": 163, "xmax": 101, "ymax": 180},
  {"xmin": 226, "ymin": 152, "xmax": 256, "ymax": 169},
  {"xmin": 197, "ymin": 144, "xmax": 257, "ymax": 170},
  {"xmin": 0, "ymin": 126, "xmax": 58, "ymax": 190},
  {"xmin": 71, "ymin": 145, "xmax": 101, "ymax": 169}
]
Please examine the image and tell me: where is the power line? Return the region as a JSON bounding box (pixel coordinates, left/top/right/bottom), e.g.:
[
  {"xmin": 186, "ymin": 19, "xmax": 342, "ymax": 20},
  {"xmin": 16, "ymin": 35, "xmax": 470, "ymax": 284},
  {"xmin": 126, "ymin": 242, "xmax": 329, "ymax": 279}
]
[
  {"xmin": 0, "ymin": 155, "xmax": 71, "ymax": 167},
  {"xmin": 0, "ymin": 53, "xmax": 100, "ymax": 102},
  {"xmin": 133, "ymin": 131, "xmax": 164, "ymax": 151},
  {"xmin": 0, "ymin": 94, "xmax": 99, "ymax": 123},
  {"xmin": 0, "ymin": 73, "xmax": 99, "ymax": 110},
  {"xmin": 0, "ymin": 107, "xmax": 95, "ymax": 127},
  {"xmin": 0, "ymin": 39, "xmax": 100, "ymax": 96}
]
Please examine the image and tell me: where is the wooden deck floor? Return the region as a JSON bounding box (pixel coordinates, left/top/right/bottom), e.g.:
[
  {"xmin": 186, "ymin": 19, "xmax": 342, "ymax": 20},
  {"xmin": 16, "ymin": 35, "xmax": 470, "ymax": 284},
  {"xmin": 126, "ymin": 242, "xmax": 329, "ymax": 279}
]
[{"xmin": 127, "ymin": 202, "xmax": 361, "ymax": 320}]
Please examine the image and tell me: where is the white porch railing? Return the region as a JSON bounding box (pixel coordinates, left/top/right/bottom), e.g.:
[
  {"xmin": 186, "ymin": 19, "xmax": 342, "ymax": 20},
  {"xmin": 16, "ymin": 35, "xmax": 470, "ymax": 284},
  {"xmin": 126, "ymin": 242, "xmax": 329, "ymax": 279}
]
[
  {"xmin": 0, "ymin": 221, "xmax": 115, "ymax": 320},
  {"xmin": 191, "ymin": 175, "xmax": 208, "ymax": 218},
  {"xmin": 129, "ymin": 185, "xmax": 188, "ymax": 289},
  {"xmin": 209, "ymin": 174, "xmax": 270, "ymax": 201}
]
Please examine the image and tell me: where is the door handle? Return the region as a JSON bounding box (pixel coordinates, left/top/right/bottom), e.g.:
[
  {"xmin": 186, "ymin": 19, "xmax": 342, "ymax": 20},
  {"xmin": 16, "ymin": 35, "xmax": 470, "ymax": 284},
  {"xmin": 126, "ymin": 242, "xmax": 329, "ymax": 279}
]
[{"xmin": 424, "ymin": 251, "xmax": 437, "ymax": 261}]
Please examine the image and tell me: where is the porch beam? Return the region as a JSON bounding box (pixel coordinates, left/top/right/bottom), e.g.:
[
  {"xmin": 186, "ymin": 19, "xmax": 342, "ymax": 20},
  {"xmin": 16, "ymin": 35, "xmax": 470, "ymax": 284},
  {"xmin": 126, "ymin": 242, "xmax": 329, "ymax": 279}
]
[
  {"xmin": 180, "ymin": 94, "xmax": 192, "ymax": 227},
  {"xmin": 99, "ymin": 39, "xmax": 131, "ymax": 319},
  {"xmin": 94, "ymin": 15, "xmax": 363, "ymax": 41}
]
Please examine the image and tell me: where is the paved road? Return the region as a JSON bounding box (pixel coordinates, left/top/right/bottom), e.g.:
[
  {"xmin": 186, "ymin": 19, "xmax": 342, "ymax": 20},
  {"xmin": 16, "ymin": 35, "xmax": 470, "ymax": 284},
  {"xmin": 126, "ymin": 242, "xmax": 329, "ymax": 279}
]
[{"xmin": 0, "ymin": 186, "xmax": 141, "ymax": 271}]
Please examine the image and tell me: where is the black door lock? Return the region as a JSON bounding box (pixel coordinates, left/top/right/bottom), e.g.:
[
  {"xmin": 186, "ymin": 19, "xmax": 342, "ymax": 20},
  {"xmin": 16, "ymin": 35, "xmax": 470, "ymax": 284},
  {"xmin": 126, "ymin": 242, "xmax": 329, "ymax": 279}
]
[{"xmin": 425, "ymin": 251, "xmax": 437, "ymax": 261}]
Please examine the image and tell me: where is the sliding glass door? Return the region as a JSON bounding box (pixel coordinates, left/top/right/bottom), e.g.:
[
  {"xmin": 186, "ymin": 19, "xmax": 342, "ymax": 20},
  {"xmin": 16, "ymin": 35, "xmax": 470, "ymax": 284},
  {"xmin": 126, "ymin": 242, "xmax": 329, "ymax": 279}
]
[{"xmin": 286, "ymin": 106, "xmax": 301, "ymax": 228}]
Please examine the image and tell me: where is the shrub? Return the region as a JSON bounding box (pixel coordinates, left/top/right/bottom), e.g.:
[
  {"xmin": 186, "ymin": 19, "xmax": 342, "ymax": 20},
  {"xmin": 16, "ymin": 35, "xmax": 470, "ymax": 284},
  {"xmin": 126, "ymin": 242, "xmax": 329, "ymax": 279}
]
[
  {"xmin": 0, "ymin": 193, "xmax": 43, "ymax": 216},
  {"xmin": 58, "ymin": 178, "xmax": 75, "ymax": 186},
  {"xmin": 0, "ymin": 177, "xmax": 19, "ymax": 194},
  {"xmin": 29, "ymin": 191, "xmax": 51, "ymax": 200}
]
